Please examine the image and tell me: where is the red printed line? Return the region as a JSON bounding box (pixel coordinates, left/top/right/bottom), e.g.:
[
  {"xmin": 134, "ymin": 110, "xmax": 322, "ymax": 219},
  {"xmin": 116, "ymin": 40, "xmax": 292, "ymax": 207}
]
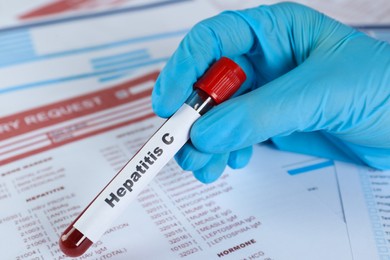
[
  {"xmin": 2, "ymin": 99, "xmax": 149, "ymax": 151},
  {"xmin": 0, "ymin": 132, "xmax": 46, "ymax": 150},
  {"xmin": 0, "ymin": 95, "xmax": 150, "ymax": 163},
  {"xmin": 0, "ymin": 136, "xmax": 49, "ymax": 157},
  {"xmin": 81, "ymin": 97, "xmax": 150, "ymax": 126},
  {"xmin": 68, "ymin": 105, "xmax": 152, "ymax": 138},
  {"xmin": 19, "ymin": 0, "xmax": 128, "ymax": 20},
  {"xmin": 0, "ymin": 112, "xmax": 155, "ymax": 165},
  {"xmin": 0, "ymin": 71, "xmax": 158, "ymax": 140},
  {"xmin": 0, "ymin": 71, "xmax": 159, "ymax": 165},
  {"xmin": 47, "ymin": 104, "xmax": 152, "ymax": 143},
  {"xmin": 20, "ymin": 0, "xmax": 92, "ymax": 20}
]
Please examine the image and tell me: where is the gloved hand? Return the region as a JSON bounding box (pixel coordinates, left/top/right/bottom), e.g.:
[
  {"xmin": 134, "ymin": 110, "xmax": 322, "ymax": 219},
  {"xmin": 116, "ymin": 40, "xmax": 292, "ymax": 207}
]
[{"xmin": 152, "ymin": 2, "xmax": 390, "ymax": 183}]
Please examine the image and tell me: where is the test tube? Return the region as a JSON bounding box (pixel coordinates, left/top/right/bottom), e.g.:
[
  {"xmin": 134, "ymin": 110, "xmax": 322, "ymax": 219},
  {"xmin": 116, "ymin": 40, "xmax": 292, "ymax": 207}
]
[{"xmin": 59, "ymin": 57, "xmax": 246, "ymax": 257}]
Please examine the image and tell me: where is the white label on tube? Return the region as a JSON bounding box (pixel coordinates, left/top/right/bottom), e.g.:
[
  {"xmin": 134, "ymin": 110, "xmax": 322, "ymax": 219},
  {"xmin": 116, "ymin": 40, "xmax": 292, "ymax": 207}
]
[{"xmin": 74, "ymin": 103, "xmax": 201, "ymax": 242}]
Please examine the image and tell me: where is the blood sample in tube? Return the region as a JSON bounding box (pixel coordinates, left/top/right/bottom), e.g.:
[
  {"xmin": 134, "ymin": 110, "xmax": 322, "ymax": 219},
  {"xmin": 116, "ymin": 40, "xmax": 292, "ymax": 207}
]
[{"xmin": 59, "ymin": 57, "xmax": 246, "ymax": 257}]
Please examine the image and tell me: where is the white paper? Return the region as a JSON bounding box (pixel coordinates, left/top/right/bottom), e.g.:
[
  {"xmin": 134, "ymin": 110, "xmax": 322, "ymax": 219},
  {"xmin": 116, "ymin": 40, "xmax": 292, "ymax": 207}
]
[
  {"xmin": 207, "ymin": 0, "xmax": 390, "ymax": 25},
  {"xmin": 0, "ymin": 60, "xmax": 353, "ymax": 258},
  {"xmin": 0, "ymin": 1, "xmax": 360, "ymax": 259},
  {"xmin": 325, "ymin": 26, "xmax": 390, "ymax": 260},
  {"xmin": 0, "ymin": 0, "xmax": 181, "ymax": 29},
  {"xmin": 336, "ymin": 162, "xmax": 390, "ymax": 260},
  {"xmin": 0, "ymin": 91, "xmax": 353, "ymax": 259},
  {"xmin": 0, "ymin": 1, "xmax": 219, "ymax": 113}
]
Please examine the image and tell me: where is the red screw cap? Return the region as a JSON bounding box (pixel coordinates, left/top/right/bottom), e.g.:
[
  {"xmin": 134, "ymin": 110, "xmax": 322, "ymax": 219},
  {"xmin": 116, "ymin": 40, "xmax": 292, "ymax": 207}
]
[{"xmin": 194, "ymin": 57, "xmax": 246, "ymax": 104}]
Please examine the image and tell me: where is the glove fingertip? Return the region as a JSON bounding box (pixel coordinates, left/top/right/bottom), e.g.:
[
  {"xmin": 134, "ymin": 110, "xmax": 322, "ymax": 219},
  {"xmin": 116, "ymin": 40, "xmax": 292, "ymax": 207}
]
[
  {"xmin": 228, "ymin": 146, "xmax": 253, "ymax": 169},
  {"xmin": 174, "ymin": 143, "xmax": 213, "ymax": 172},
  {"xmin": 151, "ymin": 93, "xmax": 166, "ymax": 118},
  {"xmin": 151, "ymin": 87, "xmax": 186, "ymax": 118},
  {"xmin": 193, "ymin": 169, "xmax": 222, "ymax": 184},
  {"xmin": 192, "ymin": 153, "xmax": 229, "ymax": 183},
  {"xmin": 190, "ymin": 100, "xmax": 247, "ymax": 154},
  {"xmin": 193, "ymin": 170, "xmax": 210, "ymax": 184},
  {"xmin": 152, "ymin": 60, "xmax": 194, "ymax": 118},
  {"xmin": 152, "ymin": 76, "xmax": 171, "ymax": 118}
]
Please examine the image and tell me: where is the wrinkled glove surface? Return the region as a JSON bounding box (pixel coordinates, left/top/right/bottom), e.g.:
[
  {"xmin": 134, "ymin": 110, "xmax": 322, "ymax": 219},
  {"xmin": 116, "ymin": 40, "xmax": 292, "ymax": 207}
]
[{"xmin": 152, "ymin": 3, "xmax": 390, "ymax": 183}]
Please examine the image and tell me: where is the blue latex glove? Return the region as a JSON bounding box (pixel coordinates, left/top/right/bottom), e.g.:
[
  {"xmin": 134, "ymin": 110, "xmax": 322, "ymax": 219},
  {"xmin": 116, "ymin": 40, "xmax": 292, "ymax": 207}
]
[{"xmin": 152, "ymin": 3, "xmax": 390, "ymax": 183}]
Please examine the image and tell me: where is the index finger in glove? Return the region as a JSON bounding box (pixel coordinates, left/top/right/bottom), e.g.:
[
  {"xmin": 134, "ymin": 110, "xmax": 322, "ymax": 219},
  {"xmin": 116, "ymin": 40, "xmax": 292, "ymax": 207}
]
[{"xmin": 152, "ymin": 11, "xmax": 256, "ymax": 118}]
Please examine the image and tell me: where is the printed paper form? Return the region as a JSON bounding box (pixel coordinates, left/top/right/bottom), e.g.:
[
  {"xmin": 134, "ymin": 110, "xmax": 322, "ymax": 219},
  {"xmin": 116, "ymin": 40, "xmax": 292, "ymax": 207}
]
[
  {"xmin": 3, "ymin": 0, "xmax": 390, "ymax": 28},
  {"xmin": 336, "ymin": 162, "xmax": 390, "ymax": 260},
  {"xmin": 325, "ymin": 25, "xmax": 390, "ymax": 260},
  {"xmin": 208, "ymin": 0, "xmax": 390, "ymax": 25},
  {"xmin": 0, "ymin": 2, "xmax": 354, "ymax": 252},
  {"xmin": 0, "ymin": 0, "xmax": 183, "ymax": 29},
  {"xmin": 0, "ymin": 71, "xmax": 352, "ymax": 259},
  {"xmin": 255, "ymin": 146, "xmax": 346, "ymax": 221},
  {"xmin": 0, "ymin": 1, "xmax": 361, "ymax": 258},
  {"xmin": 0, "ymin": 0, "xmax": 219, "ymax": 114}
]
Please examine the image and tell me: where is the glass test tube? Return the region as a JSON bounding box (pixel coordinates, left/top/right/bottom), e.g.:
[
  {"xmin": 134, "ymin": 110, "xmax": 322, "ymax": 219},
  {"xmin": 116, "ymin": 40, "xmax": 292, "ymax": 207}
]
[{"xmin": 59, "ymin": 57, "xmax": 246, "ymax": 257}]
